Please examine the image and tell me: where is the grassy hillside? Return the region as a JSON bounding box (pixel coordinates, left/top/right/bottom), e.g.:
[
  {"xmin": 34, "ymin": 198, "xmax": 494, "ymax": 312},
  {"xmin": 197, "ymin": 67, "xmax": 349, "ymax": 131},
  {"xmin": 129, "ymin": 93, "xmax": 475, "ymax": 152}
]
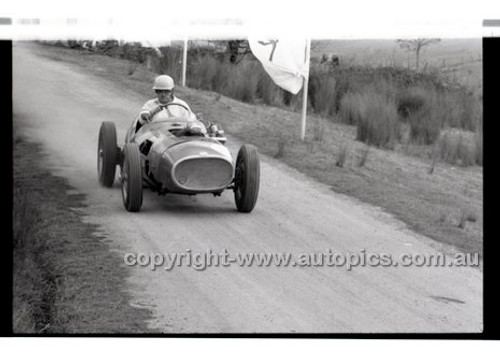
[
  {"xmin": 47, "ymin": 38, "xmax": 482, "ymax": 168},
  {"xmin": 311, "ymin": 38, "xmax": 482, "ymax": 96}
]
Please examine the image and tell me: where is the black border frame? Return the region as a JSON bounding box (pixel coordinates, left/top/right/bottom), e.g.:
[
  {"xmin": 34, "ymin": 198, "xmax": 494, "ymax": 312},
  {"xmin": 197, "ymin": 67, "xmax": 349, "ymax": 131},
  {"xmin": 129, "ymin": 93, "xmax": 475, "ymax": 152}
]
[{"xmin": 2, "ymin": 37, "xmax": 498, "ymax": 339}]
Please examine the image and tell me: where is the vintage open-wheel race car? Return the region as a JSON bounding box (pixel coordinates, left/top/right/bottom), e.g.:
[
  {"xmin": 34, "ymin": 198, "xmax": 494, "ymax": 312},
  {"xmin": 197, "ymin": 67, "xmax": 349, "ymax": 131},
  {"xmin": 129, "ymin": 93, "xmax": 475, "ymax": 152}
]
[{"xmin": 97, "ymin": 103, "xmax": 260, "ymax": 213}]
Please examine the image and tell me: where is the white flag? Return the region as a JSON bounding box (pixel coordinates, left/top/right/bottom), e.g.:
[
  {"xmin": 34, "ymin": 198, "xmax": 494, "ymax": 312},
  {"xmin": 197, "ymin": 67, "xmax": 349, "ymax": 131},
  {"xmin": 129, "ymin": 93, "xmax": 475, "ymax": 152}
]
[{"xmin": 248, "ymin": 37, "xmax": 310, "ymax": 94}]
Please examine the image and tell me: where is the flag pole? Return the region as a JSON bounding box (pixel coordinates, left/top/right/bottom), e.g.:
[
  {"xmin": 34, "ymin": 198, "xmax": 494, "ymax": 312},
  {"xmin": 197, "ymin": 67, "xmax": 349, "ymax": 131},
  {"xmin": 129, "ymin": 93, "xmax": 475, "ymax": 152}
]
[
  {"xmin": 181, "ymin": 36, "xmax": 188, "ymax": 87},
  {"xmin": 300, "ymin": 39, "xmax": 311, "ymax": 141}
]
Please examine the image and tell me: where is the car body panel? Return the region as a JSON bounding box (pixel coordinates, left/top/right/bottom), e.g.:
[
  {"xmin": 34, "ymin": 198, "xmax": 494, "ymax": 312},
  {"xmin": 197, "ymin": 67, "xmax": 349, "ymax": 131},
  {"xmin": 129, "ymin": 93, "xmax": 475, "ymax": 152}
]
[{"xmin": 125, "ymin": 115, "xmax": 234, "ymax": 195}]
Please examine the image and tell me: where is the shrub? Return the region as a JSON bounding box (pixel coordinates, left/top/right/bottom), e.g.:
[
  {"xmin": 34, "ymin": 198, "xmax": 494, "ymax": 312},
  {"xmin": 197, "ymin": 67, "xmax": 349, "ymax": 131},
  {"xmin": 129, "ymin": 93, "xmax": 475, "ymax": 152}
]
[
  {"xmin": 257, "ymin": 71, "xmax": 284, "ymax": 106},
  {"xmin": 355, "ymin": 92, "xmax": 401, "ymax": 148},
  {"xmin": 431, "ymin": 89, "xmax": 481, "ymax": 132},
  {"xmin": 187, "ymin": 55, "xmax": 226, "ymax": 91},
  {"xmin": 332, "ymin": 76, "xmax": 353, "ymax": 112},
  {"xmin": 111, "ymin": 42, "xmax": 151, "ymax": 64},
  {"xmin": 338, "ymin": 92, "xmax": 364, "ymax": 125},
  {"xmin": 437, "ymin": 129, "xmax": 476, "ymax": 167},
  {"xmin": 396, "ymin": 85, "xmax": 482, "ymax": 145},
  {"xmin": 450, "ymin": 90, "xmax": 480, "ymax": 131},
  {"xmin": 407, "ymin": 104, "xmax": 442, "ymax": 145},
  {"xmin": 224, "ymin": 63, "xmax": 258, "ymax": 103},
  {"xmin": 396, "ymin": 87, "xmax": 428, "ymax": 119},
  {"xmin": 311, "ymin": 76, "xmax": 337, "ymax": 117}
]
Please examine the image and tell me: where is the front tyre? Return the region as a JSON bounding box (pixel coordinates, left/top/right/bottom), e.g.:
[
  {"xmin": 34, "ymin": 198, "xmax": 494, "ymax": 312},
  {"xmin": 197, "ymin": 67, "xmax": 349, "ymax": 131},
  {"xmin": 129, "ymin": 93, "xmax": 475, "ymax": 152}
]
[
  {"xmin": 121, "ymin": 143, "xmax": 143, "ymax": 212},
  {"xmin": 97, "ymin": 121, "xmax": 118, "ymax": 187},
  {"xmin": 234, "ymin": 144, "xmax": 260, "ymax": 213}
]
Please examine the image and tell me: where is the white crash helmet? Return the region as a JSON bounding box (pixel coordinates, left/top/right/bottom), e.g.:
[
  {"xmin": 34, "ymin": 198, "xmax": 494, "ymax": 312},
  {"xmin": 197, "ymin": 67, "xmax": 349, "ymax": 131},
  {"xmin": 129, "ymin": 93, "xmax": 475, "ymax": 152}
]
[{"xmin": 153, "ymin": 75, "xmax": 174, "ymax": 90}]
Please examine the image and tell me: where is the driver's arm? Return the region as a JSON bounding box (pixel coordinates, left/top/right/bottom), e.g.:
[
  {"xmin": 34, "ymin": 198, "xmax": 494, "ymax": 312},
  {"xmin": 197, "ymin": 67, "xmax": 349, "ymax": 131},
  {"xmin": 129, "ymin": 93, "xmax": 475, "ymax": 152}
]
[
  {"xmin": 149, "ymin": 105, "xmax": 163, "ymax": 117},
  {"xmin": 138, "ymin": 105, "xmax": 163, "ymax": 125},
  {"xmin": 182, "ymin": 101, "xmax": 193, "ymax": 113}
]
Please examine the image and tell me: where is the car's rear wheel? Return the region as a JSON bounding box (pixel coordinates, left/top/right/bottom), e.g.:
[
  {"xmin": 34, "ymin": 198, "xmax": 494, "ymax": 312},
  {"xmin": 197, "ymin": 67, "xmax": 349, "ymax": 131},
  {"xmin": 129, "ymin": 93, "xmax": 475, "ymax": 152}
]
[
  {"xmin": 121, "ymin": 143, "xmax": 143, "ymax": 212},
  {"xmin": 234, "ymin": 144, "xmax": 260, "ymax": 213},
  {"xmin": 97, "ymin": 121, "xmax": 118, "ymax": 187}
]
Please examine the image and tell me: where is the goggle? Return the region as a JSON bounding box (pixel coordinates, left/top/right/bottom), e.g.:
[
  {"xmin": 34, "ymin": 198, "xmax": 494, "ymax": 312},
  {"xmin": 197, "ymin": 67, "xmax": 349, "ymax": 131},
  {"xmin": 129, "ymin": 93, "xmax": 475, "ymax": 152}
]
[{"xmin": 155, "ymin": 89, "xmax": 173, "ymax": 94}]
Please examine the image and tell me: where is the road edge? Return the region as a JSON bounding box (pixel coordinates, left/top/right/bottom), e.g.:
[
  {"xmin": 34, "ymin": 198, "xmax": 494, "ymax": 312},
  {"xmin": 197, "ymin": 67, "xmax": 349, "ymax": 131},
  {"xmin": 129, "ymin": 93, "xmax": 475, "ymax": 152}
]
[{"xmin": 13, "ymin": 121, "xmax": 156, "ymax": 334}]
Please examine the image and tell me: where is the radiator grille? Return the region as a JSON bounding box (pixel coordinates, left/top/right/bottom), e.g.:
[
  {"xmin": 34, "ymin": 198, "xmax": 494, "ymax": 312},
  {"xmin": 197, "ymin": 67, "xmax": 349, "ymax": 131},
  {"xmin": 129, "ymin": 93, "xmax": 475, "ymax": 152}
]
[{"xmin": 174, "ymin": 158, "xmax": 233, "ymax": 191}]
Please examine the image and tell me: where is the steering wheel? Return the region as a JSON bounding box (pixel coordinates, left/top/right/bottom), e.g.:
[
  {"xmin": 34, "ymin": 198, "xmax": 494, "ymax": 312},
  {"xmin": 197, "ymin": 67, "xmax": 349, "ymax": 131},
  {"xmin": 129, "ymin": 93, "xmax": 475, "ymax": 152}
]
[
  {"xmin": 159, "ymin": 102, "xmax": 190, "ymax": 110},
  {"xmin": 151, "ymin": 102, "xmax": 191, "ymax": 120},
  {"xmin": 135, "ymin": 102, "xmax": 191, "ymax": 133}
]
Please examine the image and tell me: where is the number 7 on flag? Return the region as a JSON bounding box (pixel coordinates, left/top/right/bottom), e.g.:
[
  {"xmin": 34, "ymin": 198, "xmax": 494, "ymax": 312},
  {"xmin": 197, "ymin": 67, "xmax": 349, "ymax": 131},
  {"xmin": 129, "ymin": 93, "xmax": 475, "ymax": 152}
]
[{"xmin": 257, "ymin": 39, "xmax": 279, "ymax": 62}]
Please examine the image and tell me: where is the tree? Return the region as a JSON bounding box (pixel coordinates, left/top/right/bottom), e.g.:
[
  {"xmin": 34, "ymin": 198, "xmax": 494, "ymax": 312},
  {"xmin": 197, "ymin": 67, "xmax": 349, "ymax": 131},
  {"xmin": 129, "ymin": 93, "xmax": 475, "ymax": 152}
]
[{"xmin": 396, "ymin": 38, "xmax": 441, "ymax": 71}]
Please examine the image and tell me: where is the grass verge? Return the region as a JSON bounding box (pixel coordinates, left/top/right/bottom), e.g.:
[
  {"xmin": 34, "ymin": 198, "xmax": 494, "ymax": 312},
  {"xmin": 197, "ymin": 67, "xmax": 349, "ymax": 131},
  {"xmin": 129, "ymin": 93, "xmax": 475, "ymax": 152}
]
[{"xmin": 13, "ymin": 124, "xmax": 153, "ymax": 333}]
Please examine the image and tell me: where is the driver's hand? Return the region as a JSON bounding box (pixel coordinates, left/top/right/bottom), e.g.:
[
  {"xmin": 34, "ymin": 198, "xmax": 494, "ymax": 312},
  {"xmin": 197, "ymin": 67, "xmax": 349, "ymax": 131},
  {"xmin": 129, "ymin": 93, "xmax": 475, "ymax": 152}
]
[
  {"xmin": 149, "ymin": 106, "xmax": 164, "ymax": 117},
  {"xmin": 139, "ymin": 112, "xmax": 150, "ymax": 124}
]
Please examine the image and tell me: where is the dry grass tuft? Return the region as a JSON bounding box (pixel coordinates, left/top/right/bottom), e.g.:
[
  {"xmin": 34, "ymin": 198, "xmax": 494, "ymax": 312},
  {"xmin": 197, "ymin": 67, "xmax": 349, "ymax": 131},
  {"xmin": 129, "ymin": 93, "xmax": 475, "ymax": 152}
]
[
  {"xmin": 336, "ymin": 145, "xmax": 348, "ymax": 167},
  {"xmin": 354, "ymin": 92, "xmax": 401, "ymax": 148},
  {"xmin": 357, "ymin": 146, "xmax": 370, "ymax": 167},
  {"xmin": 437, "ymin": 129, "xmax": 479, "ymax": 167},
  {"xmin": 275, "ymin": 136, "xmax": 286, "ymax": 158},
  {"xmin": 312, "ymin": 117, "xmax": 326, "ymax": 142}
]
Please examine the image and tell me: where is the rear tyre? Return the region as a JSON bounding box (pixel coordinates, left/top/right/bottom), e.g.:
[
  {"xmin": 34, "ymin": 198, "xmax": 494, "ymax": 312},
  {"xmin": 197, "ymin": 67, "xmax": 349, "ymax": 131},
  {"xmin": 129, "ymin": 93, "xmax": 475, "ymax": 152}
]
[
  {"xmin": 234, "ymin": 144, "xmax": 260, "ymax": 213},
  {"xmin": 121, "ymin": 143, "xmax": 143, "ymax": 212},
  {"xmin": 97, "ymin": 121, "xmax": 118, "ymax": 187}
]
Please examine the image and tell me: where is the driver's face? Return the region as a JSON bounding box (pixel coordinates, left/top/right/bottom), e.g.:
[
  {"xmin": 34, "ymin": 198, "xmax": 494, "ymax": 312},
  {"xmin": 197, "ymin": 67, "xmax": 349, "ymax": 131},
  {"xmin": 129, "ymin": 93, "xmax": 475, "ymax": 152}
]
[{"xmin": 155, "ymin": 89, "xmax": 174, "ymax": 104}]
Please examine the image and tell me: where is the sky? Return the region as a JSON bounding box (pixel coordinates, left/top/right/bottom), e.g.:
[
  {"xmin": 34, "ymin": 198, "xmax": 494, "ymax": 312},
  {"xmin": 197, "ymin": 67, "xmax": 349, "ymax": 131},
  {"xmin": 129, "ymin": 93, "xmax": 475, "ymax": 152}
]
[{"xmin": 1, "ymin": 0, "xmax": 500, "ymax": 40}]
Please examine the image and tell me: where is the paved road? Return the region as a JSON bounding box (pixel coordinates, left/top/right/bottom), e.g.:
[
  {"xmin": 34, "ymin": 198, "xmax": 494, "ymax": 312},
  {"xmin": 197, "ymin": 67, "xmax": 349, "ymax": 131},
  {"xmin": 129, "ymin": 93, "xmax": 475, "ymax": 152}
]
[{"xmin": 13, "ymin": 42, "xmax": 482, "ymax": 333}]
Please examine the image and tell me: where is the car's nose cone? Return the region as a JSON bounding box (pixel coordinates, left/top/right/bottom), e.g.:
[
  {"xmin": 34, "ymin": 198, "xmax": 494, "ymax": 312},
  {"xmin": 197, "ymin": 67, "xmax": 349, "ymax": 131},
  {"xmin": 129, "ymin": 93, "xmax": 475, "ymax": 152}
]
[{"xmin": 173, "ymin": 156, "xmax": 233, "ymax": 191}]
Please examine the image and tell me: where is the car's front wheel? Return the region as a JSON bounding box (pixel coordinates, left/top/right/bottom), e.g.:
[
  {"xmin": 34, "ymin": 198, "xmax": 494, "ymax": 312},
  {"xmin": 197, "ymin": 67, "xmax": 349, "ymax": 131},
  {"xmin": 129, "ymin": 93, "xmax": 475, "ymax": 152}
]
[
  {"xmin": 121, "ymin": 143, "xmax": 143, "ymax": 212},
  {"xmin": 234, "ymin": 144, "xmax": 260, "ymax": 213}
]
